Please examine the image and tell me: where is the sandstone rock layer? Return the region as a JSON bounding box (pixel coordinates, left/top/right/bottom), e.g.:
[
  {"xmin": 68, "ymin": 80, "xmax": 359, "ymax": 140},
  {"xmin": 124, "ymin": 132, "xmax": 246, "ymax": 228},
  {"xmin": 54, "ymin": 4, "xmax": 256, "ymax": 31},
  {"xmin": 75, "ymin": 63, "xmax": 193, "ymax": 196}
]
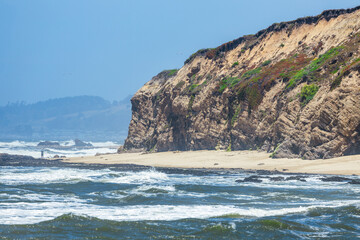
[{"xmin": 124, "ymin": 6, "xmax": 360, "ymax": 159}]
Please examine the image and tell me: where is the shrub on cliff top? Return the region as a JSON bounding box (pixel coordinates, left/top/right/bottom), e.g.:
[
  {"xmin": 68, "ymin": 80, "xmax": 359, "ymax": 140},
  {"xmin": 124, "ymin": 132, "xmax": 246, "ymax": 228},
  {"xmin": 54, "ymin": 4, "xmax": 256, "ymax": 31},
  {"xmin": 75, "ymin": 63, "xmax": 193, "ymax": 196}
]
[{"xmin": 167, "ymin": 69, "xmax": 179, "ymax": 77}]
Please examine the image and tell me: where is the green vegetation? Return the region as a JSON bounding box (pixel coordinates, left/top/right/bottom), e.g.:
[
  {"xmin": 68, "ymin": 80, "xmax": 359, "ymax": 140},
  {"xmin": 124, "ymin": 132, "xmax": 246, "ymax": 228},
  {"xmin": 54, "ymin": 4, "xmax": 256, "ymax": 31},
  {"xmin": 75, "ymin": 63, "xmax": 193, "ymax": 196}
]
[
  {"xmin": 189, "ymin": 84, "xmax": 199, "ymax": 92},
  {"xmin": 218, "ymin": 76, "xmax": 242, "ymax": 93},
  {"xmin": 331, "ymin": 57, "xmax": 360, "ymax": 89},
  {"xmin": 221, "ymin": 67, "xmax": 263, "ymax": 92},
  {"xmin": 269, "ymin": 143, "xmax": 281, "ymax": 158},
  {"xmin": 175, "ymin": 81, "xmax": 185, "ymax": 89},
  {"xmin": 187, "ymin": 95, "xmax": 195, "ymax": 116},
  {"xmin": 330, "ymin": 66, "xmax": 340, "ymax": 74},
  {"xmin": 287, "ymin": 46, "xmax": 344, "ymax": 89},
  {"xmin": 184, "ymin": 48, "xmax": 211, "ymax": 64},
  {"xmin": 231, "ymin": 105, "xmax": 241, "ymax": 126},
  {"xmin": 241, "ymin": 67, "xmax": 262, "ymax": 80},
  {"xmin": 218, "ymin": 54, "xmax": 312, "ymax": 113},
  {"xmin": 167, "ymin": 69, "xmax": 178, "ymax": 77},
  {"xmin": 149, "ymin": 144, "xmax": 157, "ymax": 153},
  {"xmin": 232, "ymin": 61, "xmax": 239, "ymax": 67},
  {"xmin": 182, "ymin": 77, "xmax": 208, "ymax": 95},
  {"xmin": 247, "ymin": 85, "xmax": 262, "ymax": 111},
  {"xmin": 300, "ymin": 84, "xmax": 319, "ymax": 106},
  {"xmin": 226, "ymin": 143, "xmax": 232, "ymax": 152},
  {"xmin": 262, "ymin": 60, "xmax": 271, "ymax": 66},
  {"xmin": 280, "ymin": 43, "xmax": 285, "ymax": 48}
]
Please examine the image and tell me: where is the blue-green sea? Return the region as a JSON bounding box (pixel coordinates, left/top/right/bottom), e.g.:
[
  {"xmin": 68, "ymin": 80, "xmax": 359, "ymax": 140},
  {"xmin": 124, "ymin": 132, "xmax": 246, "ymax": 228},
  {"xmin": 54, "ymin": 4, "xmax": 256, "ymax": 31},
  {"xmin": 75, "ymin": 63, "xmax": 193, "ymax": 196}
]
[{"xmin": 0, "ymin": 166, "xmax": 359, "ymax": 239}]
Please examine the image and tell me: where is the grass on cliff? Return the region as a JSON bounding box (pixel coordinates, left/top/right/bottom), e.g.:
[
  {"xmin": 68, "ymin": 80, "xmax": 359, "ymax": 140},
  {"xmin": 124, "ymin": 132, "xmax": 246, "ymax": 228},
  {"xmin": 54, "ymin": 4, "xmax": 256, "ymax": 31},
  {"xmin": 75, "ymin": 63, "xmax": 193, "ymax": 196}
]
[
  {"xmin": 219, "ymin": 67, "xmax": 262, "ymax": 93},
  {"xmin": 218, "ymin": 54, "xmax": 311, "ymax": 112},
  {"xmin": 189, "ymin": 84, "xmax": 199, "ymax": 93},
  {"xmin": 331, "ymin": 57, "xmax": 360, "ymax": 89},
  {"xmin": 300, "ymin": 84, "xmax": 319, "ymax": 106},
  {"xmin": 231, "ymin": 105, "xmax": 241, "ymax": 126},
  {"xmin": 269, "ymin": 143, "xmax": 281, "ymax": 158},
  {"xmin": 286, "ymin": 46, "xmax": 344, "ymax": 89},
  {"xmin": 167, "ymin": 69, "xmax": 179, "ymax": 77},
  {"xmin": 162, "ymin": 69, "xmax": 179, "ymax": 77},
  {"xmin": 262, "ymin": 60, "xmax": 271, "ymax": 66}
]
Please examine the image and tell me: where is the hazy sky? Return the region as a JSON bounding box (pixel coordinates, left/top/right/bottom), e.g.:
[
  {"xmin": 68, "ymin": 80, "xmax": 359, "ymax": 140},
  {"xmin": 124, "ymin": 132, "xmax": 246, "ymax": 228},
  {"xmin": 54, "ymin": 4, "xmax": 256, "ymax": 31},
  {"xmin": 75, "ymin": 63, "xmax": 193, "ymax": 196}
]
[{"xmin": 0, "ymin": 0, "xmax": 359, "ymax": 105}]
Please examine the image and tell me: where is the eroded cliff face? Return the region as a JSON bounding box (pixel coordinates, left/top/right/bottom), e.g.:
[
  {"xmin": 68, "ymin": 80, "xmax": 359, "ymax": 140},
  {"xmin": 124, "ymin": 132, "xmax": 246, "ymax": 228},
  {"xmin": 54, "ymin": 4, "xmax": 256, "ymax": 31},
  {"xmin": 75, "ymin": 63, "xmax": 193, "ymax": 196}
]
[{"xmin": 124, "ymin": 6, "xmax": 360, "ymax": 159}]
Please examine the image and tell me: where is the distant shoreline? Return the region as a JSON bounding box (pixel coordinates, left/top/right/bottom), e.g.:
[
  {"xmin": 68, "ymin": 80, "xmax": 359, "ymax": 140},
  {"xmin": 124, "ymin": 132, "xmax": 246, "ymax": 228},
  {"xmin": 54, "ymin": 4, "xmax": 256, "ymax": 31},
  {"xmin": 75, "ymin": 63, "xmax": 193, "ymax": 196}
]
[{"xmin": 63, "ymin": 150, "xmax": 360, "ymax": 176}]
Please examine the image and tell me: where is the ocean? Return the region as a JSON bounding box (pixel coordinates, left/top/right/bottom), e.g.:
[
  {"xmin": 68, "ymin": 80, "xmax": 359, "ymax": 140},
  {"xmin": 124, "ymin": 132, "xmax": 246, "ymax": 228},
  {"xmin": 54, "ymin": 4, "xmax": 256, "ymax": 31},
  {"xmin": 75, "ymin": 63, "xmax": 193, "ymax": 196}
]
[
  {"xmin": 0, "ymin": 140, "xmax": 119, "ymax": 158},
  {"xmin": 0, "ymin": 165, "xmax": 359, "ymax": 239}
]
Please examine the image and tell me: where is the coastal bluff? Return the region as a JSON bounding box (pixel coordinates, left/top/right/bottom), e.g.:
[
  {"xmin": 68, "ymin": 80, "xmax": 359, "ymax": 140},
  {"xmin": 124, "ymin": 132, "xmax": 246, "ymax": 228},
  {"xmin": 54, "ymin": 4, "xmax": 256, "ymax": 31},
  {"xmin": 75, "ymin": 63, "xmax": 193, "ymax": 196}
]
[{"xmin": 124, "ymin": 6, "xmax": 360, "ymax": 159}]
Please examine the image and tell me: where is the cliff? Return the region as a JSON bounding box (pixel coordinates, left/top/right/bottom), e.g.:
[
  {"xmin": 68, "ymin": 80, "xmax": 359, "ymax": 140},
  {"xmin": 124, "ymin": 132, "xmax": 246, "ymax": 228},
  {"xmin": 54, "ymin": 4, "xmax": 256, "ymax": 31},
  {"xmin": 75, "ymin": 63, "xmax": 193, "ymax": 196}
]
[{"xmin": 124, "ymin": 6, "xmax": 360, "ymax": 159}]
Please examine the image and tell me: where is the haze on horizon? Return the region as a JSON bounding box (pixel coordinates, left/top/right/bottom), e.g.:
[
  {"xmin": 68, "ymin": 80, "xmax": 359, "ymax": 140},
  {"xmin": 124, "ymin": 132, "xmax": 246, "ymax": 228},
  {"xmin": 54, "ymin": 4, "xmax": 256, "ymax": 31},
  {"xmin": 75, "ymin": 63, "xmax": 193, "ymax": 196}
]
[{"xmin": 0, "ymin": 0, "xmax": 359, "ymax": 106}]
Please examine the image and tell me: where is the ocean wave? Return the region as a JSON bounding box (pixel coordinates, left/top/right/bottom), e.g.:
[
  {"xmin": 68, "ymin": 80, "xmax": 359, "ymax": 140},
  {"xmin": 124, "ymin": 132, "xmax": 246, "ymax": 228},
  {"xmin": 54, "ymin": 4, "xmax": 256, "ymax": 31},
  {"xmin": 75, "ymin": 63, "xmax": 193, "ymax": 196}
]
[
  {"xmin": 0, "ymin": 141, "xmax": 38, "ymax": 148},
  {"xmin": 0, "ymin": 168, "xmax": 170, "ymax": 185},
  {"xmin": 0, "ymin": 192, "xmax": 87, "ymax": 203},
  {"xmin": 90, "ymin": 141, "xmax": 120, "ymax": 147},
  {"xmin": 1, "ymin": 200, "xmax": 359, "ymax": 225},
  {"xmin": 45, "ymin": 147, "xmax": 117, "ymax": 156},
  {"xmin": 0, "ymin": 140, "xmax": 119, "ymax": 158}
]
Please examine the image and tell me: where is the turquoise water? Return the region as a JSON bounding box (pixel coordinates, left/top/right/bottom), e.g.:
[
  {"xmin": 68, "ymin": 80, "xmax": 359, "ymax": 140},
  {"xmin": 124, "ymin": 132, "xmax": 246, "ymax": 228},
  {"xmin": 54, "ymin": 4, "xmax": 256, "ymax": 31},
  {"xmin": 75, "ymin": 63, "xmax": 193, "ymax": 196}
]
[{"xmin": 0, "ymin": 166, "xmax": 359, "ymax": 239}]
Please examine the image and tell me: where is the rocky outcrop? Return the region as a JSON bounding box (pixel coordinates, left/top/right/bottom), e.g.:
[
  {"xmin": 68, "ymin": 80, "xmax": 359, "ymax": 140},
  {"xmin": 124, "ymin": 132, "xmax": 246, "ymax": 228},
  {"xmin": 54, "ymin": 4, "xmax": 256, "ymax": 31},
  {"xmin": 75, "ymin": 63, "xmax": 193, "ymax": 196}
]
[
  {"xmin": 37, "ymin": 141, "xmax": 60, "ymax": 147},
  {"xmin": 124, "ymin": 6, "xmax": 360, "ymax": 159},
  {"xmin": 74, "ymin": 139, "xmax": 93, "ymax": 147}
]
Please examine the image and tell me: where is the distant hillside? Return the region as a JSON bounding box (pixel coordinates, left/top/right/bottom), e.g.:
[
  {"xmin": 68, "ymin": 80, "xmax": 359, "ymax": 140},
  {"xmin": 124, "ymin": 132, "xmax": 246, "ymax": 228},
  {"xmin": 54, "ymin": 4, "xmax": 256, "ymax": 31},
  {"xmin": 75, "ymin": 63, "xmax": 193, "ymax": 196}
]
[{"xmin": 0, "ymin": 96, "xmax": 131, "ymax": 141}]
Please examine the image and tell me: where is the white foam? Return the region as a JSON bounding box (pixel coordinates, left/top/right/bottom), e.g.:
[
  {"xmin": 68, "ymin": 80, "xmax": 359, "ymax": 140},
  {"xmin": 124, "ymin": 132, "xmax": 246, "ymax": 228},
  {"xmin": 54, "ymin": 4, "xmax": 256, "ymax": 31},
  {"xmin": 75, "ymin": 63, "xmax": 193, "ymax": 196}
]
[
  {"xmin": 0, "ymin": 148, "xmax": 43, "ymax": 158},
  {"xmin": 0, "ymin": 140, "xmax": 119, "ymax": 158},
  {"xmin": 1, "ymin": 167, "xmax": 360, "ymax": 225},
  {"xmin": 45, "ymin": 147, "xmax": 117, "ymax": 157},
  {"xmin": 0, "ymin": 167, "xmax": 113, "ymax": 185},
  {"xmin": 90, "ymin": 141, "xmax": 119, "ymax": 148},
  {"xmin": 0, "ymin": 192, "xmax": 86, "ymax": 203},
  {"xmin": 0, "ymin": 141, "xmax": 38, "ymax": 148},
  {"xmin": 0, "ymin": 168, "xmax": 170, "ymax": 185},
  {"xmin": 135, "ymin": 185, "xmax": 176, "ymax": 193},
  {"xmin": 59, "ymin": 140, "xmax": 75, "ymax": 146},
  {"xmin": 1, "ymin": 199, "xmax": 359, "ymax": 225}
]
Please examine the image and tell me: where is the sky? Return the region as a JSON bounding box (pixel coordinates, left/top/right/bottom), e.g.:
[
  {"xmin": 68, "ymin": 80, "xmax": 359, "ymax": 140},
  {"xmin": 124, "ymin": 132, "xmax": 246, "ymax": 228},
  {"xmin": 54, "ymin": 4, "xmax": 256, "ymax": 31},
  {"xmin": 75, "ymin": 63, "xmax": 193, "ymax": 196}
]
[{"xmin": 0, "ymin": 0, "xmax": 359, "ymax": 106}]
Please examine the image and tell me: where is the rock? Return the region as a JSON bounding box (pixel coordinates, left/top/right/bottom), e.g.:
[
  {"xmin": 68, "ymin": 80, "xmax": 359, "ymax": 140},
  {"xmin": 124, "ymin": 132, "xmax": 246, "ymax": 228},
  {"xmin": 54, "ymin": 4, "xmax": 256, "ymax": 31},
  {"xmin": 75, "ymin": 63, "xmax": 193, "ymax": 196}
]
[
  {"xmin": 348, "ymin": 179, "xmax": 360, "ymax": 185},
  {"xmin": 124, "ymin": 6, "xmax": 360, "ymax": 160},
  {"xmin": 285, "ymin": 176, "xmax": 307, "ymax": 182},
  {"xmin": 37, "ymin": 141, "xmax": 60, "ymax": 147},
  {"xmin": 321, "ymin": 176, "xmax": 352, "ymax": 182},
  {"xmin": 236, "ymin": 175, "xmax": 263, "ymax": 183},
  {"xmin": 74, "ymin": 139, "xmax": 92, "ymax": 147},
  {"xmin": 117, "ymin": 145, "xmax": 125, "ymax": 153},
  {"xmin": 255, "ymin": 170, "xmax": 274, "ymax": 175},
  {"xmin": 270, "ymin": 176, "xmax": 285, "ymax": 181}
]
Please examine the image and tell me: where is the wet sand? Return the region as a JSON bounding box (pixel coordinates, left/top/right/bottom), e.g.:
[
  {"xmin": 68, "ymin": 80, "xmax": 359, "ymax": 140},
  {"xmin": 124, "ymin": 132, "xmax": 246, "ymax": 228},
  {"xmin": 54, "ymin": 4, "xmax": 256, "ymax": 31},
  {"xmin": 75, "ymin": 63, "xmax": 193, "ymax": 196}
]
[{"xmin": 64, "ymin": 150, "xmax": 360, "ymax": 176}]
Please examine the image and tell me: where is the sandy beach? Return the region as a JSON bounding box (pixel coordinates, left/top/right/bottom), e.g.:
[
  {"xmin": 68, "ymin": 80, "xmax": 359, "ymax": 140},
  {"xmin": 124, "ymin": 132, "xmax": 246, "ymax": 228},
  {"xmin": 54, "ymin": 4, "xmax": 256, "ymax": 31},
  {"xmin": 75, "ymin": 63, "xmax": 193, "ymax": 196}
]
[{"xmin": 64, "ymin": 150, "xmax": 360, "ymax": 175}]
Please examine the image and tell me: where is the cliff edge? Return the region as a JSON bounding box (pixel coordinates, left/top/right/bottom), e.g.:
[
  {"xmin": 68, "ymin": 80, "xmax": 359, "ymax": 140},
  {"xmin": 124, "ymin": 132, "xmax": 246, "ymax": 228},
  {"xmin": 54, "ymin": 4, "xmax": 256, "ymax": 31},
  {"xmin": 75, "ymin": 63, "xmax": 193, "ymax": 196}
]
[{"xmin": 124, "ymin": 6, "xmax": 360, "ymax": 159}]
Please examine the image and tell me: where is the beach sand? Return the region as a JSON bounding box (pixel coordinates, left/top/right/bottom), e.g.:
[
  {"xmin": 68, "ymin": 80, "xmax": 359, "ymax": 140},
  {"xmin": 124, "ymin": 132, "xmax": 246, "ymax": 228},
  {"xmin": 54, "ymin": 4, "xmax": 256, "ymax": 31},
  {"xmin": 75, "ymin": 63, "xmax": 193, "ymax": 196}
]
[{"xmin": 64, "ymin": 150, "xmax": 360, "ymax": 175}]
